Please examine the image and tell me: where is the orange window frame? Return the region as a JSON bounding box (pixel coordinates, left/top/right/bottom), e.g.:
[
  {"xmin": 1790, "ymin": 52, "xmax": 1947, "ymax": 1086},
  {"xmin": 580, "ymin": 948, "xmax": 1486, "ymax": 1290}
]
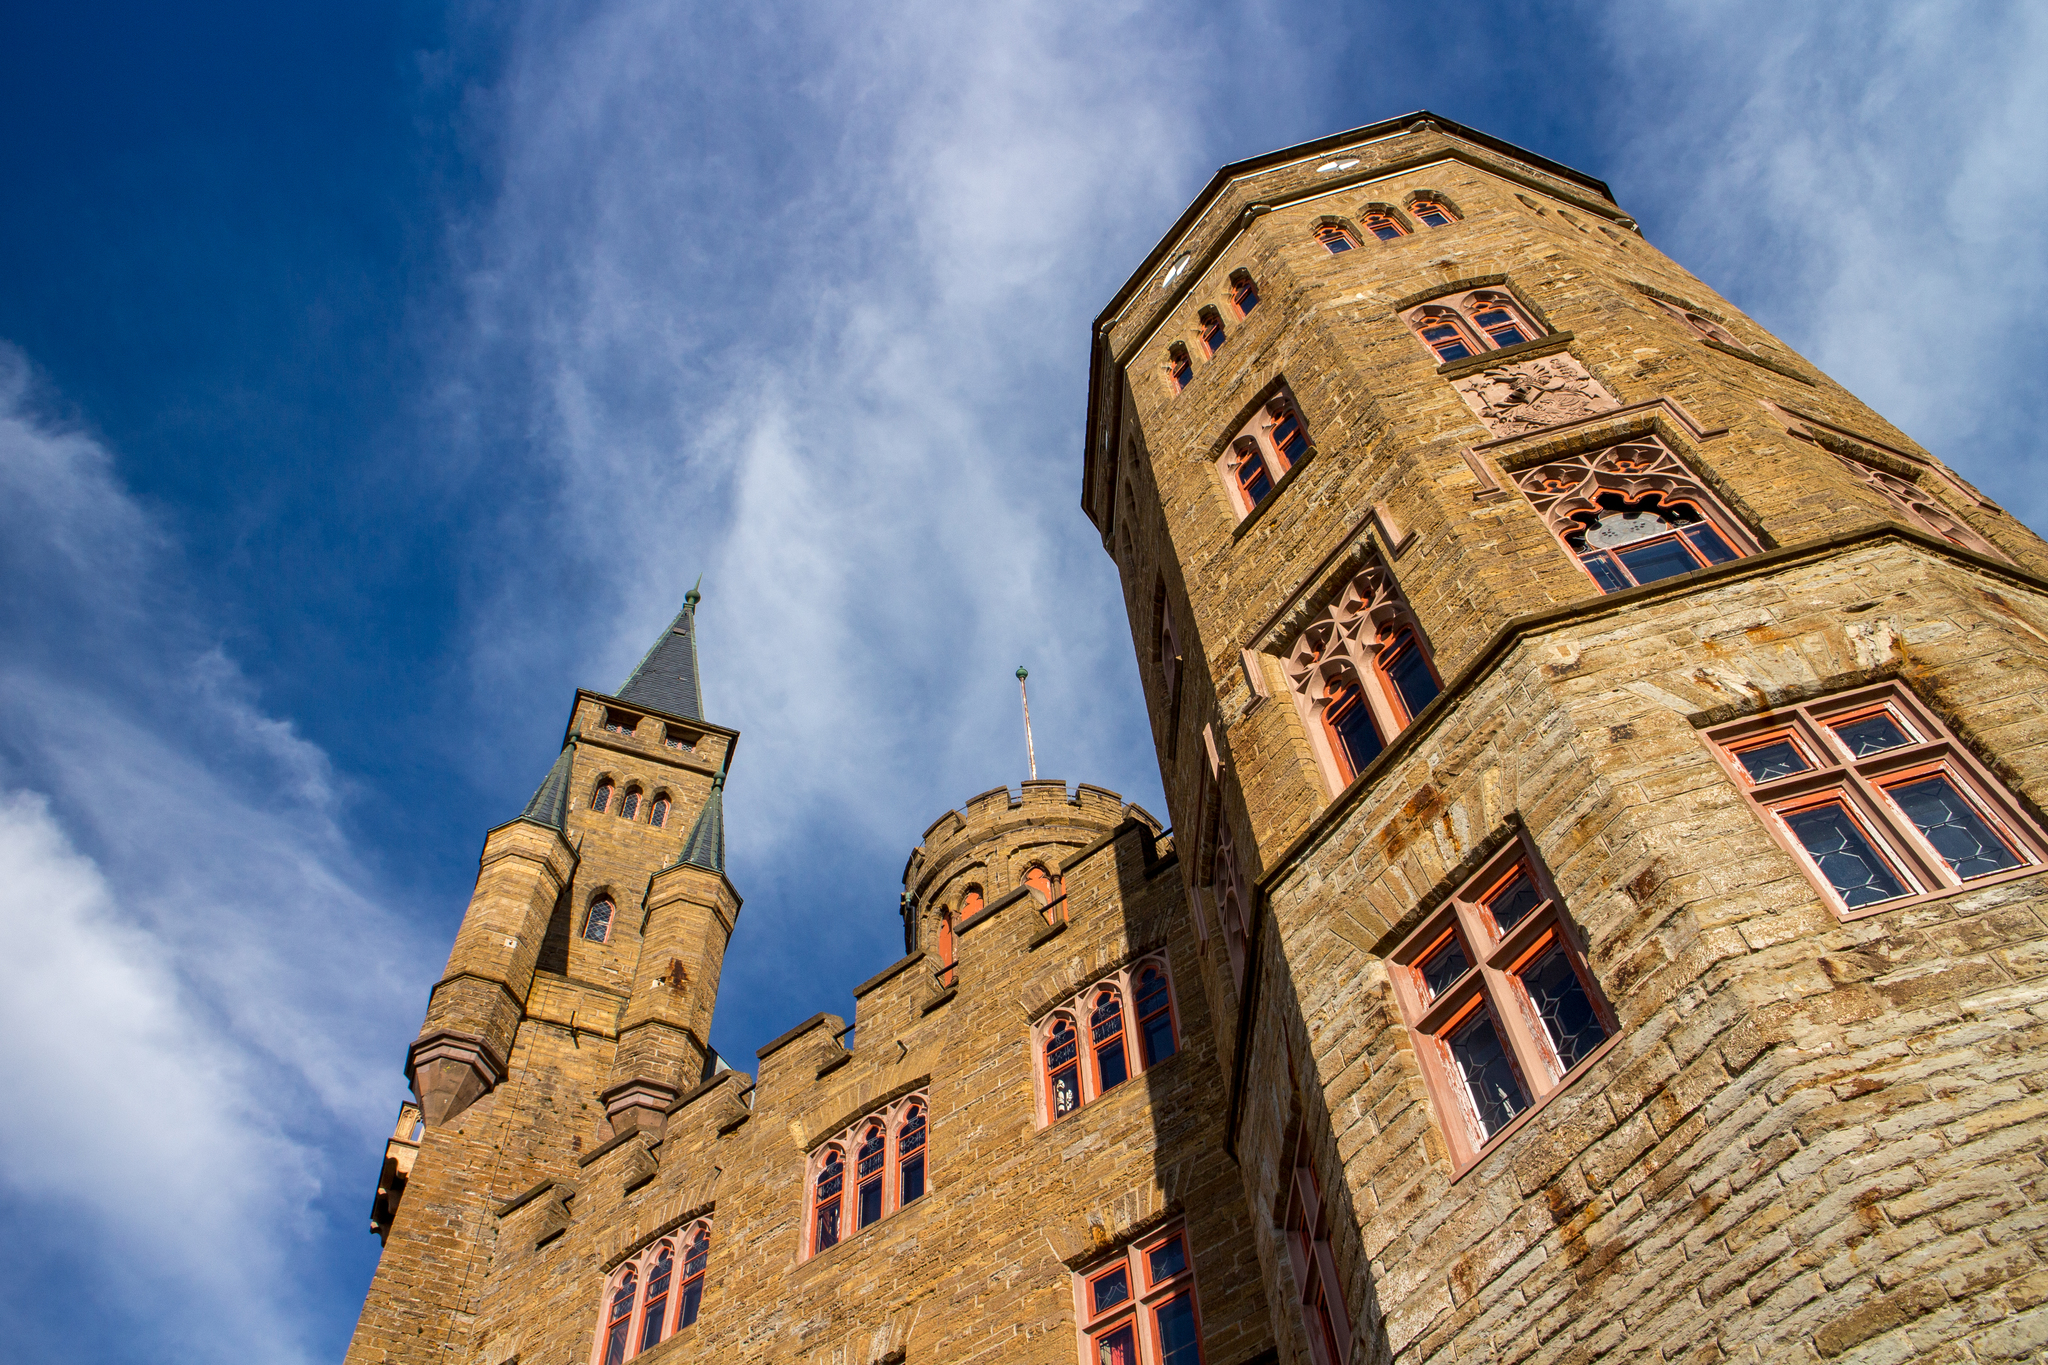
[
  {"xmin": 1037, "ymin": 957, "xmax": 1180, "ymax": 1124},
  {"xmin": 1363, "ymin": 211, "xmax": 1406, "ymax": 241},
  {"xmin": 803, "ymin": 1092, "xmax": 931, "ymax": 1259},
  {"xmin": 1283, "ymin": 1130, "xmax": 1352, "ymax": 1365},
  {"xmin": 1372, "ymin": 625, "xmax": 1442, "ymax": 727},
  {"xmin": 1411, "ymin": 198, "xmax": 1454, "ymax": 227},
  {"xmin": 1314, "ymin": 224, "xmax": 1357, "ymax": 253},
  {"xmin": 1230, "ymin": 273, "xmax": 1259, "ymax": 315},
  {"xmin": 1074, "ymin": 1224, "xmax": 1205, "ymax": 1365},
  {"xmin": 1704, "ymin": 684, "xmax": 2046, "ymax": 920},
  {"xmin": 1387, "ymin": 839, "xmax": 1617, "ymax": 1171},
  {"xmin": 1199, "ymin": 311, "xmax": 1226, "ymax": 354},
  {"xmin": 1412, "ymin": 308, "xmax": 1479, "ymax": 362}
]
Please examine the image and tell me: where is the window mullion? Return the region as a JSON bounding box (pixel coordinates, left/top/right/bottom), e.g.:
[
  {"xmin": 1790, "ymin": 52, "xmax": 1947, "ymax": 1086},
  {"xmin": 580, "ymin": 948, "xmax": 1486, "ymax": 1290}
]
[
  {"xmin": 1480, "ymin": 958, "xmax": 1553, "ymax": 1093},
  {"xmin": 1843, "ymin": 763, "xmax": 1948, "ymax": 890}
]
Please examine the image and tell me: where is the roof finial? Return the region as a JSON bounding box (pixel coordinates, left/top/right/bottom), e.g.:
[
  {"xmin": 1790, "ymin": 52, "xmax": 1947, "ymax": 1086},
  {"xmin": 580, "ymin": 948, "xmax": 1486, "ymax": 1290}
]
[
  {"xmin": 1017, "ymin": 666, "xmax": 1037, "ymax": 781},
  {"xmin": 684, "ymin": 574, "xmax": 702, "ymax": 610}
]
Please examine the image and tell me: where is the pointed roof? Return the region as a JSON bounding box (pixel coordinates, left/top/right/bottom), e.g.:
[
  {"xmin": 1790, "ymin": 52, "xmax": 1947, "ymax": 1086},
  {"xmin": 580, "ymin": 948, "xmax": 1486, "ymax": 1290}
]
[
  {"xmin": 675, "ymin": 769, "xmax": 726, "ymax": 873},
  {"xmin": 616, "ymin": 583, "xmax": 705, "ymax": 721},
  {"xmin": 519, "ymin": 740, "xmax": 577, "ymax": 829}
]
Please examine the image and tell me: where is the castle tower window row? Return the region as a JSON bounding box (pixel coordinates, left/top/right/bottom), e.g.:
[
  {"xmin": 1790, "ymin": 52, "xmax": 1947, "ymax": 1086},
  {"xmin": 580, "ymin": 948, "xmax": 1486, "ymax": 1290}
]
[
  {"xmin": 1074, "ymin": 1223, "xmax": 1205, "ymax": 1365},
  {"xmin": 1705, "ymin": 683, "xmax": 2047, "ymax": 918},
  {"xmin": 1284, "ymin": 559, "xmax": 1442, "ymax": 792},
  {"xmin": 1038, "ymin": 957, "xmax": 1180, "ymax": 1122},
  {"xmin": 1400, "ymin": 288, "xmax": 1541, "ymax": 364},
  {"xmin": 804, "ymin": 1092, "xmax": 929, "ymax": 1259},
  {"xmin": 1512, "ymin": 437, "xmax": 1759, "ymax": 593},
  {"xmin": 1160, "ymin": 271, "xmax": 1264, "ymax": 393},
  {"xmin": 593, "ymin": 1219, "xmax": 711, "ymax": 1365},
  {"xmin": 1386, "ymin": 834, "xmax": 1615, "ymax": 1171}
]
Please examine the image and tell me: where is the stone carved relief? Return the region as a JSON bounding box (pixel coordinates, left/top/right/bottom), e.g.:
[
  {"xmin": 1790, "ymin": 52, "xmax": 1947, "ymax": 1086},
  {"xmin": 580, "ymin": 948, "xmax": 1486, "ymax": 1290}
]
[
  {"xmin": 1837, "ymin": 454, "xmax": 2006, "ymax": 562},
  {"xmin": 1453, "ymin": 354, "xmax": 1619, "ymax": 436}
]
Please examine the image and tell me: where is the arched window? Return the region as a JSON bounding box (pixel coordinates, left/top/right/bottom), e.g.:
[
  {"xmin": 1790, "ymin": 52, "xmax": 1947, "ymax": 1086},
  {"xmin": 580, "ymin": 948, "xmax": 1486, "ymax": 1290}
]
[
  {"xmin": 1219, "ymin": 391, "xmax": 1313, "ymax": 519},
  {"xmin": 1314, "ymin": 223, "xmax": 1357, "ymax": 254},
  {"xmin": 591, "ymin": 780, "xmax": 613, "ymax": 813},
  {"xmin": 583, "ymin": 897, "xmax": 615, "ymax": 944},
  {"xmin": 959, "ymin": 887, "xmax": 983, "ymax": 920},
  {"xmin": 1362, "ymin": 209, "xmax": 1407, "ymax": 241},
  {"xmin": 935, "ymin": 910, "xmax": 955, "ymax": 979},
  {"xmin": 649, "ymin": 795, "xmax": 669, "ymax": 828},
  {"xmin": 1285, "ymin": 558, "xmax": 1440, "ymax": 793},
  {"xmin": 1167, "ymin": 343, "xmax": 1193, "ymax": 392},
  {"xmin": 677, "ymin": 1224, "xmax": 710, "ymax": 1330},
  {"xmin": 855, "ymin": 1122, "xmax": 887, "ymax": 1229},
  {"xmin": 1231, "ymin": 438, "xmax": 1273, "ymax": 508},
  {"xmin": 802, "ymin": 1092, "xmax": 929, "ymax": 1258},
  {"xmin": 1838, "ymin": 455, "xmax": 2006, "ymax": 560},
  {"xmin": 1230, "ymin": 269, "xmax": 1259, "ymax": 315},
  {"xmin": 1210, "ymin": 802, "xmax": 1251, "ymax": 986},
  {"xmin": 1513, "ymin": 438, "xmax": 1757, "ymax": 594},
  {"xmin": 1198, "ymin": 306, "xmax": 1227, "ymax": 355},
  {"xmin": 600, "ymin": 1266, "xmax": 637, "ymax": 1365},
  {"xmin": 1151, "ymin": 580, "xmax": 1182, "ymax": 712},
  {"xmin": 637, "ymin": 1243, "xmax": 672, "ymax": 1354},
  {"xmin": 1090, "ymin": 988, "xmax": 1129, "ymax": 1093},
  {"xmin": 1136, "ymin": 965, "xmax": 1176, "ymax": 1066},
  {"xmin": 619, "ymin": 787, "xmax": 641, "ymax": 820},
  {"xmin": 897, "ymin": 1102, "xmax": 927, "ymax": 1205},
  {"xmin": 812, "ymin": 1149, "xmax": 844, "ymax": 1253},
  {"xmin": 1025, "ymin": 865, "xmax": 1053, "ymax": 903},
  {"xmin": 1649, "ymin": 295, "xmax": 1741, "ymax": 347},
  {"xmin": 1402, "ymin": 288, "xmax": 1544, "ymax": 364},
  {"xmin": 1045, "ymin": 1016, "xmax": 1081, "ymax": 1118},
  {"xmin": 1410, "ymin": 197, "xmax": 1455, "ymax": 227}
]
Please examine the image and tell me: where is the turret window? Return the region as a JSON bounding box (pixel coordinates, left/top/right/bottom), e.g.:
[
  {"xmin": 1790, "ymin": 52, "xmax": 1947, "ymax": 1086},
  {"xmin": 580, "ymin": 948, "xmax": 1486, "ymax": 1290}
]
[
  {"xmin": 583, "ymin": 897, "xmax": 615, "ymax": 944},
  {"xmin": 1035, "ymin": 957, "xmax": 1180, "ymax": 1124},
  {"xmin": 1197, "ymin": 306, "xmax": 1227, "ymax": 354},
  {"xmin": 619, "ymin": 787, "xmax": 642, "ymax": 820},
  {"xmin": 1168, "ymin": 343, "xmax": 1194, "ymax": 392},
  {"xmin": 1285, "ymin": 558, "xmax": 1442, "ymax": 792},
  {"xmin": 1512, "ymin": 437, "xmax": 1758, "ymax": 594},
  {"xmin": 1400, "ymin": 289, "xmax": 1542, "ymax": 363},
  {"xmin": 1705, "ymin": 683, "xmax": 2046, "ymax": 918},
  {"xmin": 1229, "ymin": 269, "xmax": 1259, "ymax": 315},
  {"xmin": 1363, "ymin": 209, "xmax": 1407, "ymax": 241},
  {"xmin": 592, "ymin": 780, "xmax": 613, "ymax": 812},
  {"xmin": 1387, "ymin": 835, "xmax": 1615, "ymax": 1170},
  {"xmin": 803, "ymin": 1091, "xmax": 930, "ymax": 1259},
  {"xmin": 1410, "ymin": 197, "xmax": 1456, "ymax": 227},
  {"xmin": 1314, "ymin": 223, "xmax": 1358, "ymax": 253},
  {"xmin": 1218, "ymin": 390, "xmax": 1313, "ymax": 519},
  {"xmin": 649, "ymin": 795, "xmax": 669, "ymax": 828},
  {"xmin": 591, "ymin": 1221, "xmax": 713, "ymax": 1363}
]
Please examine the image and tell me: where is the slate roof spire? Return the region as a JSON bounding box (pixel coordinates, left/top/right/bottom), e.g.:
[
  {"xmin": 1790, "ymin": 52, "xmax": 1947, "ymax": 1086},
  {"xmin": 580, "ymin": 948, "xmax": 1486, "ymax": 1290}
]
[
  {"xmin": 675, "ymin": 765, "xmax": 726, "ymax": 873},
  {"xmin": 518, "ymin": 738, "xmax": 577, "ymax": 829},
  {"xmin": 617, "ymin": 579, "xmax": 705, "ymax": 720}
]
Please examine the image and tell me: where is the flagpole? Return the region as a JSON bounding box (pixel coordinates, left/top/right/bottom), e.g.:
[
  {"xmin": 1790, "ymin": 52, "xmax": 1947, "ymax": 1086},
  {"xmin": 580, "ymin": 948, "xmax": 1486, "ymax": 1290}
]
[{"xmin": 1016, "ymin": 666, "xmax": 1037, "ymax": 780}]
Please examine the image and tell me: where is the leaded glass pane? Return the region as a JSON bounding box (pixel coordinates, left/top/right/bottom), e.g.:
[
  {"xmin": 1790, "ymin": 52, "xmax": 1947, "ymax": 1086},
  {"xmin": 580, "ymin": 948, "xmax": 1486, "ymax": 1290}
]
[
  {"xmin": 1149, "ymin": 1236, "xmax": 1187, "ymax": 1282},
  {"xmin": 1889, "ymin": 775, "xmax": 2022, "ymax": 880},
  {"xmin": 1484, "ymin": 870, "xmax": 1542, "ymax": 931},
  {"xmin": 1418, "ymin": 933, "xmax": 1469, "ymax": 998},
  {"xmin": 1519, "ymin": 944, "xmax": 1608, "ymax": 1071},
  {"xmin": 1832, "ymin": 712, "xmax": 1912, "ymax": 756},
  {"xmin": 1091, "ymin": 1266, "xmax": 1129, "ymax": 1314},
  {"xmin": 1783, "ymin": 803, "xmax": 1909, "ymax": 907},
  {"xmin": 1156, "ymin": 1293, "xmax": 1201, "ymax": 1365},
  {"xmin": 1736, "ymin": 739, "xmax": 1810, "ymax": 784},
  {"xmin": 1447, "ymin": 1009, "xmax": 1528, "ymax": 1140}
]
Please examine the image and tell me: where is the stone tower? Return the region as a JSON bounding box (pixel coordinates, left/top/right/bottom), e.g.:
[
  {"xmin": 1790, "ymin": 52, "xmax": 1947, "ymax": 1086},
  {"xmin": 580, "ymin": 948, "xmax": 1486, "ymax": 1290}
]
[{"xmin": 1083, "ymin": 113, "xmax": 2048, "ymax": 1362}]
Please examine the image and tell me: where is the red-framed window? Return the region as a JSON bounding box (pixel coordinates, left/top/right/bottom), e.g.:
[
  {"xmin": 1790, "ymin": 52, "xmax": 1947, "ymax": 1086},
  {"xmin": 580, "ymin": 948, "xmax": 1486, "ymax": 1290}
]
[
  {"xmin": 1231, "ymin": 438, "xmax": 1274, "ymax": 509},
  {"xmin": 1198, "ymin": 307, "xmax": 1227, "ymax": 355},
  {"xmin": 1704, "ymin": 684, "xmax": 2046, "ymax": 918},
  {"xmin": 583, "ymin": 897, "xmax": 615, "ymax": 944},
  {"xmin": 1362, "ymin": 209, "xmax": 1406, "ymax": 241},
  {"xmin": 1168, "ymin": 344, "xmax": 1193, "ymax": 391},
  {"xmin": 1229, "ymin": 269, "xmax": 1259, "ymax": 316},
  {"xmin": 1314, "ymin": 224, "xmax": 1357, "ymax": 254},
  {"xmin": 1026, "ymin": 864, "xmax": 1068, "ymax": 924},
  {"xmin": 1563, "ymin": 492, "xmax": 1740, "ymax": 592},
  {"xmin": 1075, "ymin": 1225, "xmax": 1205, "ymax": 1365},
  {"xmin": 619, "ymin": 787, "xmax": 642, "ymax": 820},
  {"xmin": 591, "ymin": 780, "xmax": 613, "ymax": 813},
  {"xmin": 1411, "ymin": 197, "xmax": 1455, "ymax": 228},
  {"xmin": 935, "ymin": 909, "xmax": 956, "ymax": 986},
  {"xmin": 1401, "ymin": 289, "xmax": 1542, "ymax": 364},
  {"xmin": 1386, "ymin": 836, "xmax": 1615, "ymax": 1170},
  {"xmin": 1219, "ymin": 393, "xmax": 1313, "ymax": 519},
  {"xmin": 589, "ymin": 1220, "xmax": 713, "ymax": 1365},
  {"xmin": 1373, "ymin": 626, "xmax": 1442, "ymax": 727},
  {"xmin": 1036, "ymin": 957, "xmax": 1180, "ymax": 1124},
  {"xmin": 1283, "ymin": 1130, "xmax": 1352, "ymax": 1365},
  {"xmin": 803, "ymin": 1091, "xmax": 930, "ymax": 1258},
  {"xmin": 1285, "ymin": 560, "xmax": 1440, "ymax": 796},
  {"xmin": 1319, "ymin": 678, "xmax": 1385, "ymax": 784},
  {"xmin": 1410, "ymin": 306, "xmax": 1480, "ymax": 363},
  {"xmin": 649, "ymin": 794, "xmax": 669, "ymax": 827}
]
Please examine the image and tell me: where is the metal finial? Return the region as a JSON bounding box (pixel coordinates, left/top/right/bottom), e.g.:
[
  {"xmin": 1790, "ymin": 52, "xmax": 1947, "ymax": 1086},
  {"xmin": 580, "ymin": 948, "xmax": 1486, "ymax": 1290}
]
[{"xmin": 684, "ymin": 573, "xmax": 703, "ymax": 609}]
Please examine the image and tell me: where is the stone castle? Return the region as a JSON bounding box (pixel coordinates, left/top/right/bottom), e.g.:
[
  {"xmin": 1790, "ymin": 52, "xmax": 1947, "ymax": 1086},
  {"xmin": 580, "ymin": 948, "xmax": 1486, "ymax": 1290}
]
[{"xmin": 346, "ymin": 114, "xmax": 2048, "ymax": 1365}]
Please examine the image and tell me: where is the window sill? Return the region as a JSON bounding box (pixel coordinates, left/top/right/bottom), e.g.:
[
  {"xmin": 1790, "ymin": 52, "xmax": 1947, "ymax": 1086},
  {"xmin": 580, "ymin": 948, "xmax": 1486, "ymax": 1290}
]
[
  {"xmin": 1702, "ymin": 336, "xmax": 1816, "ymax": 386},
  {"xmin": 1449, "ymin": 1030, "xmax": 1625, "ymax": 1183},
  {"xmin": 1034, "ymin": 1049, "xmax": 1183, "ymax": 1134},
  {"xmin": 1435, "ymin": 331, "xmax": 1575, "ymax": 380},
  {"xmin": 1230, "ymin": 446, "xmax": 1318, "ymax": 542},
  {"xmin": 797, "ymin": 1193, "xmax": 929, "ymax": 1270},
  {"xmin": 1831, "ymin": 863, "xmax": 2046, "ymax": 924}
]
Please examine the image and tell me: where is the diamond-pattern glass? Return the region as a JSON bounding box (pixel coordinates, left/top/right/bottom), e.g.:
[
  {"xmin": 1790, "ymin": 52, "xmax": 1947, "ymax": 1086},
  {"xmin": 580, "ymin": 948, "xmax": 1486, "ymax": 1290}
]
[
  {"xmin": 1447, "ymin": 1008, "xmax": 1528, "ymax": 1139},
  {"xmin": 1519, "ymin": 944, "xmax": 1609, "ymax": 1071},
  {"xmin": 1831, "ymin": 712, "xmax": 1911, "ymax": 756},
  {"xmin": 1784, "ymin": 803, "xmax": 1909, "ymax": 907},
  {"xmin": 1418, "ymin": 934, "xmax": 1469, "ymax": 998},
  {"xmin": 1889, "ymin": 775, "xmax": 2022, "ymax": 880},
  {"xmin": 1485, "ymin": 870, "xmax": 1543, "ymax": 931},
  {"xmin": 1736, "ymin": 739, "xmax": 1810, "ymax": 783}
]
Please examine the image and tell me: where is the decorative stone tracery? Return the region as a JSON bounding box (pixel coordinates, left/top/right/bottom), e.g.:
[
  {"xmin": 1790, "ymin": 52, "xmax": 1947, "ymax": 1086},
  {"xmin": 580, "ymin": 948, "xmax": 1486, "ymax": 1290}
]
[
  {"xmin": 1282, "ymin": 558, "xmax": 1437, "ymax": 791},
  {"xmin": 1836, "ymin": 454, "xmax": 2006, "ymax": 561},
  {"xmin": 1513, "ymin": 437, "xmax": 1758, "ymax": 591}
]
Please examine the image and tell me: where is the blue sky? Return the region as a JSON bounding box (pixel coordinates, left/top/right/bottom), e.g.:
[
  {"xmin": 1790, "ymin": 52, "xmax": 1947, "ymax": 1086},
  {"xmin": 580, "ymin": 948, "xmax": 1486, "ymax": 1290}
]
[{"xmin": 1, "ymin": 3, "xmax": 2043, "ymax": 1361}]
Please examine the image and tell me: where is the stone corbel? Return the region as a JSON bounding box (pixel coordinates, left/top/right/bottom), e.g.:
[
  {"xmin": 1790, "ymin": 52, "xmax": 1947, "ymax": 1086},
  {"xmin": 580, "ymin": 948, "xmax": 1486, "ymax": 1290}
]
[
  {"xmin": 601, "ymin": 1077, "xmax": 681, "ymax": 1140},
  {"xmin": 406, "ymin": 1029, "xmax": 507, "ymax": 1127}
]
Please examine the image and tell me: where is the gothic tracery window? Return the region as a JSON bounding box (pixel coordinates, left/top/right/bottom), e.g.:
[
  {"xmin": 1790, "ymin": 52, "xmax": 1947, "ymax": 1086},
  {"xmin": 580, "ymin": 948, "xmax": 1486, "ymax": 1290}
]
[
  {"xmin": 1075, "ymin": 1225, "xmax": 1206, "ymax": 1365},
  {"xmin": 583, "ymin": 897, "xmax": 615, "ymax": 944},
  {"xmin": 592, "ymin": 1220, "xmax": 713, "ymax": 1364},
  {"xmin": 1285, "ymin": 559, "xmax": 1442, "ymax": 792},
  {"xmin": 803, "ymin": 1091, "xmax": 929, "ymax": 1258},
  {"xmin": 1401, "ymin": 289, "xmax": 1541, "ymax": 364},
  {"xmin": 1836, "ymin": 454, "xmax": 2006, "ymax": 561},
  {"xmin": 1205, "ymin": 797, "xmax": 1253, "ymax": 988},
  {"xmin": 1036, "ymin": 958, "xmax": 1179, "ymax": 1124},
  {"xmin": 1649, "ymin": 295, "xmax": 1742, "ymax": 348},
  {"xmin": 1512, "ymin": 438, "xmax": 1757, "ymax": 593},
  {"xmin": 1219, "ymin": 391, "xmax": 1313, "ymax": 518}
]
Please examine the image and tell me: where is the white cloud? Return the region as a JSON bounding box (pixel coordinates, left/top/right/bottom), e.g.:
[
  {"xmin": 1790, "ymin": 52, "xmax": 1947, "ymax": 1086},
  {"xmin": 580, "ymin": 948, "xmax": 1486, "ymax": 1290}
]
[
  {"xmin": 1597, "ymin": 0, "xmax": 2048, "ymax": 527},
  {"xmin": 0, "ymin": 345, "xmax": 429, "ymax": 1362}
]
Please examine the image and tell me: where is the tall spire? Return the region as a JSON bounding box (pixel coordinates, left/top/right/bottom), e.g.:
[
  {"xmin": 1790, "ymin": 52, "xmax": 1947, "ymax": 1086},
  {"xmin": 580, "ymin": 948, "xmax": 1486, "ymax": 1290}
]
[
  {"xmin": 517, "ymin": 739, "xmax": 577, "ymax": 829},
  {"xmin": 616, "ymin": 580, "xmax": 705, "ymax": 720},
  {"xmin": 675, "ymin": 767, "xmax": 726, "ymax": 873}
]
